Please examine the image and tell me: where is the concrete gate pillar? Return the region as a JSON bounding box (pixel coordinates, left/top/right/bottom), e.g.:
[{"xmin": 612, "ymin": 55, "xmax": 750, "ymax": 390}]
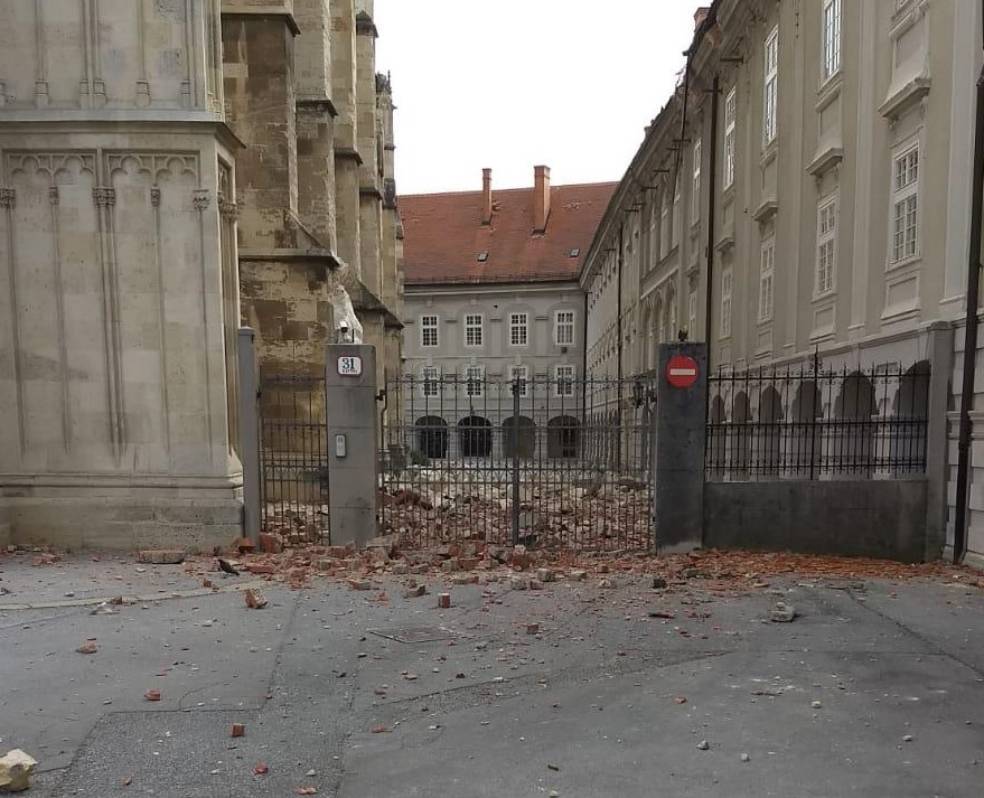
[
  {"xmin": 653, "ymin": 342, "xmax": 708, "ymax": 554},
  {"xmin": 325, "ymin": 344, "xmax": 379, "ymax": 547}
]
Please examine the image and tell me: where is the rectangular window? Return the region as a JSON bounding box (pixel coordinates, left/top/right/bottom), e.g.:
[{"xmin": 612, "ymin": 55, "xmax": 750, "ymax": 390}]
[
  {"xmin": 509, "ymin": 364, "xmax": 529, "ymax": 397},
  {"xmin": 555, "ymin": 365, "xmax": 575, "ymax": 397},
  {"xmin": 891, "ymin": 146, "xmax": 919, "ymax": 264},
  {"xmin": 763, "ymin": 26, "xmax": 779, "ymax": 147},
  {"xmin": 720, "ymin": 268, "xmax": 733, "ymax": 339},
  {"xmin": 660, "ymin": 185, "xmax": 671, "ymax": 258},
  {"xmin": 420, "ymin": 314, "xmax": 439, "ymax": 348},
  {"xmin": 464, "ymin": 365, "xmax": 484, "ymax": 398},
  {"xmin": 723, "ymin": 87, "xmax": 736, "ymax": 189},
  {"xmin": 822, "ymin": 0, "xmax": 842, "ymax": 81},
  {"xmin": 688, "ymin": 290, "xmax": 698, "ymax": 339},
  {"xmin": 691, "ymin": 139, "xmax": 702, "ymax": 224},
  {"xmin": 816, "ymin": 197, "xmax": 837, "ymax": 294},
  {"xmin": 421, "ymin": 366, "xmax": 440, "ymax": 398},
  {"xmin": 759, "ymin": 238, "xmax": 775, "ymax": 322},
  {"xmin": 672, "ymin": 169, "xmax": 682, "ymax": 245},
  {"xmin": 464, "ymin": 313, "xmax": 483, "ymax": 347},
  {"xmin": 554, "ymin": 309, "xmax": 575, "ymax": 346},
  {"xmin": 509, "ymin": 312, "xmax": 529, "ymax": 346}
]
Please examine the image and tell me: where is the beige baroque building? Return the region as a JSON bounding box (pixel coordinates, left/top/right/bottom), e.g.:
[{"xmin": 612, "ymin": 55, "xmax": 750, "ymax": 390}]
[
  {"xmin": 582, "ymin": 0, "xmax": 984, "ymax": 562},
  {"xmin": 398, "ymin": 167, "xmax": 614, "ymax": 456},
  {"xmin": 0, "ymin": 0, "xmax": 403, "ymax": 549}
]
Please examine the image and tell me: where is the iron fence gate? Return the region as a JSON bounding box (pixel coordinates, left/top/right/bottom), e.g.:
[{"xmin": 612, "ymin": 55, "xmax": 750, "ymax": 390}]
[
  {"xmin": 379, "ymin": 373, "xmax": 657, "ymax": 551},
  {"xmin": 705, "ymin": 358, "xmax": 930, "ymax": 481},
  {"xmin": 258, "ymin": 373, "xmax": 330, "ymax": 543}
]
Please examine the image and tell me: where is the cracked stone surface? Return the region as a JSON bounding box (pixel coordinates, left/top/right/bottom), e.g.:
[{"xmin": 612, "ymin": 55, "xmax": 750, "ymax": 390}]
[{"xmin": 1, "ymin": 553, "xmax": 983, "ymax": 796}]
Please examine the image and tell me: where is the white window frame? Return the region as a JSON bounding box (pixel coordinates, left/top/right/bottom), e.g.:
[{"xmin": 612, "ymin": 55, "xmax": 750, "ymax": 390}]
[
  {"xmin": 509, "ymin": 312, "xmax": 529, "ymax": 347},
  {"xmin": 821, "ymin": 0, "xmax": 842, "ymax": 83},
  {"xmin": 688, "ymin": 290, "xmax": 698, "ymax": 339},
  {"xmin": 420, "ymin": 314, "xmax": 439, "ymax": 348},
  {"xmin": 720, "ymin": 267, "xmax": 733, "ymax": 339},
  {"xmin": 554, "ymin": 309, "xmax": 575, "ymax": 346},
  {"xmin": 759, "ymin": 237, "xmax": 776, "ymax": 322},
  {"xmin": 421, "ymin": 366, "xmax": 440, "ymax": 398},
  {"xmin": 667, "ymin": 292, "xmax": 678, "ymax": 342},
  {"xmin": 554, "ymin": 365, "xmax": 575, "ymax": 398},
  {"xmin": 509, "ymin": 364, "xmax": 529, "ymax": 397},
  {"xmin": 649, "ymin": 199, "xmax": 659, "ymax": 265},
  {"xmin": 763, "ymin": 26, "xmax": 779, "ymax": 147},
  {"xmin": 660, "ymin": 184, "xmax": 671, "ymax": 258},
  {"xmin": 815, "ymin": 195, "xmax": 837, "ymax": 296},
  {"xmin": 723, "ymin": 87, "xmax": 737, "ymax": 189},
  {"xmin": 691, "ymin": 139, "xmax": 702, "ymax": 225},
  {"xmin": 464, "ymin": 364, "xmax": 484, "ymax": 398},
  {"xmin": 464, "ymin": 312, "xmax": 484, "ymax": 348},
  {"xmin": 890, "ymin": 143, "xmax": 920, "ymax": 266},
  {"xmin": 672, "ymin": 169, "xmax": 682, "ymax": 246}
]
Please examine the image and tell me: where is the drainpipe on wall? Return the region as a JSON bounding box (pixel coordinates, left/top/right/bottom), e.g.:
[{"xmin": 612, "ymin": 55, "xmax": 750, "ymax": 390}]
[
  {"xmin": 616, "ymin": 225, "xmax": 624, "ymax": 471},
  {"xmin": 953, "ymin": 53, "xmax": 984, "ymax": 564},
  {"xmin": 581, "ymin": 289, "xmax": 589, "ymax": 431},
  {"xmin": 703, "ymin": 73, "xmax": 720, "ymax": 373}
]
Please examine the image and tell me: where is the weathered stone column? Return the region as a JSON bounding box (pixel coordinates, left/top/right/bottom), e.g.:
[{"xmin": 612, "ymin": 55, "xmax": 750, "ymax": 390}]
[
  {"xmin": 653, "ymin": 342, "xmax": 708, "ymax": 554},
  {"xmin": 325, "ymin": 343, "xmax": 378, "ymax": 546}
]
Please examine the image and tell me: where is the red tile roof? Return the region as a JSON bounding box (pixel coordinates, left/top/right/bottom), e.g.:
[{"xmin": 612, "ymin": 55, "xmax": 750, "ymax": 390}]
[{"xmin": 399, "ymin": 181, "xmax": 617, "ymax": 285}]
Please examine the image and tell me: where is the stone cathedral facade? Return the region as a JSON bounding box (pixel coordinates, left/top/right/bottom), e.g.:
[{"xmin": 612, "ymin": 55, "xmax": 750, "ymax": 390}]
[{"xmin": 0, "ymin": 0, "xmax": 403, "ymax": 549}]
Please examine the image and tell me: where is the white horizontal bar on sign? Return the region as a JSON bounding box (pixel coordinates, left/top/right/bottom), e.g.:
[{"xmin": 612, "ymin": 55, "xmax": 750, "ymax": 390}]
[{"xmin": 668, "ymin": 368, "xmax": 697, "ymax": 376}]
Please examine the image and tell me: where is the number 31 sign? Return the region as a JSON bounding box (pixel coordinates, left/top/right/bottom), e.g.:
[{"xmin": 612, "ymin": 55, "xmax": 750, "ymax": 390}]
[{"xmin": 337, "ymin": 355, "xmax": 362, "ymax": 376}]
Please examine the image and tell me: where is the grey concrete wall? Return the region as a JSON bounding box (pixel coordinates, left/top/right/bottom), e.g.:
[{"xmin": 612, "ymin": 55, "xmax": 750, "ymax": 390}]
[
  {"xmin": 704, "ymin": 479, "xmax": 929, "ymax": 563},
  {"xmin": 654, "ymin": 342, "xmax": 707, "ymax": 555},
  {"xmin": 325, "ymin": 343, "xmax": 378, "ymax": 547}
]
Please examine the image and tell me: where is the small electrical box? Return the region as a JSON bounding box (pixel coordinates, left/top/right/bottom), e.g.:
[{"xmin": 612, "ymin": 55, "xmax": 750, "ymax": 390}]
[{"xmin": 335, "ymin": 433, "xmax": 347, "ymax": 458}]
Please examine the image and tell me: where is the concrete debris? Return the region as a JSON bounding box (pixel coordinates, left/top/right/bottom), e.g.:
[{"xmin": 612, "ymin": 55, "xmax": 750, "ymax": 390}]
[
  {"xmin": 811, "ymin": 700, "xmax": 823, "ymax": 709},
  {"xmin": 437, "ymin": 592, "xmax": 451, "ymax": 609},
  {"xmin": 509, "ymin": 577, "xmax": 528, "ymax": 591},
  {"xmin": 536, "ymin": 568, "xmax": 556, "ymax": 583},
  {"xmin": 740, "ymin": 752, "xmax": 751, "ymax": 762},
  {"xmin": 347, "ymin": 579, "xmax": 372, "ymax": 591},
  {"xmin": 0, "ymin": 749, "xmax": 37, "ymax": 792},
  {"xmin": 770, "ymin": 602, "xmax": 798, "ymax": 623},
  {"xmin": 136, "ymin": 549, "xmax": 185, "ymax": 565},
  {"xmin": 90, "ymin": 602, "xmax": 119, "ymax": 616},
  {"xmin": 526, "ymin": 623, "xmax": 540, "ymax": 635},
  {"xmin": 696, "ymin": 740, "xmax": 709, "ymax": 751},
  {"xmin": 243, "ymin": 588, "xmax": 268, "ymax": 609},
  {"xmin": 404, "ymin": 584, "xmax": 427, "ymax": 598},
  {"xmin": 650, "ymin": 576, "xmax": 668, "ymax": 589}
]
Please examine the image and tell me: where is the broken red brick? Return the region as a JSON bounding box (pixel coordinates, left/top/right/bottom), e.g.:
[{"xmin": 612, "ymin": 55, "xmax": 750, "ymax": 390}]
[
  {"xmin": 244, "ymin": 588, "xmax": 268, "ymax": 609},
  {"xmin": 295, "ymin": 788, "xmax": 318, "ymax": 796},
  {"xmin": 143, "ymin": 689, "xmax": 161, "ymax": 702},
  {"xmin": 347, "ymin": 578, "xmax": 372, "ymax": 591},
  {"xmin": 76, "ymin": 639, "xmax": 98, "ymax": 654},
  {"xmin": 258, "ymin": 533, "xmax": 283, "ymax": 554},
  {"xmin": 526, "ymin": 623, "xmax": 540, "ymax": 635},
  {"xmin": 234, "ymin": 537, "xmax": 256, "ymax": 554},
  {"xmin": 230, "ymin": 723, "xmax": 245, "ymax": 738},
  {"xmin": 253, "ymin": 762, "xmax": 269, "ymax": 776},
  {"xmin": 370, "ymin": 724, "xmax": 390, "ymax": 733},
  {"xmin": 244, "ymin": 563, "xmax": 276, "ymax": 575}
]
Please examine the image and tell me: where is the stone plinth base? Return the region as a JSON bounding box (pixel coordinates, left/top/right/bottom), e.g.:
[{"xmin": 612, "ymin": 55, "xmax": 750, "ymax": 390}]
[{"xmin": 0, "ymin": 483, "xmax": 243, "ymax": 552}]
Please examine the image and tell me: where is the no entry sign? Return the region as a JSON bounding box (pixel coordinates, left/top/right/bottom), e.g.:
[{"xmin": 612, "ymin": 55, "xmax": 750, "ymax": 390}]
[{"xmin": 666, "ymin": 354, "xmax": 699, "ymax": 389}]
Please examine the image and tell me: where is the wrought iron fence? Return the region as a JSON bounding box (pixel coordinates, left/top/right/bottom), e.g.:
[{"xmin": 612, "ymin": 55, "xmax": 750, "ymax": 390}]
[
  {"xmin": 705, "ymin": 358, "xmax": 930, "ymax": 481},
  {"xmin": 258, "ymin": 374, "xmax": 330, "ymax": 542},
  {"xmin": 379, "ymin": 374, "xmax": 657, "ymax": 551}
]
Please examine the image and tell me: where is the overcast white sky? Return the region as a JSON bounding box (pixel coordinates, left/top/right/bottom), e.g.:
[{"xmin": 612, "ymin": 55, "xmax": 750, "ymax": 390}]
[{"xmin": 374, "ymin": 1, "xmax": 699, "ymax": 196}]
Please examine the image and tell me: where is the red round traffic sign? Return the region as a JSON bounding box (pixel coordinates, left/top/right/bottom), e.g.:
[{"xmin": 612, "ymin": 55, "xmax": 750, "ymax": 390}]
[{"xmin": 666, "ymin": 354, "xmax": 699, "ymax": 389}]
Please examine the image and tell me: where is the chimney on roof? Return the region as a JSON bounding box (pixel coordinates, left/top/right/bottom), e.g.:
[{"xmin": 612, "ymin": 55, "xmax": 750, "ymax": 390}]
[
  {"xmin": 533, "ymin": 165, "xmax": 551, "ymax": 233},
  {"xmin": 481, "ymin": 168, "xmax": 492, "ymax": 225},
  {"xmin": 694, "ymin": 6, "xmax": 710, "ymax": 30}
]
